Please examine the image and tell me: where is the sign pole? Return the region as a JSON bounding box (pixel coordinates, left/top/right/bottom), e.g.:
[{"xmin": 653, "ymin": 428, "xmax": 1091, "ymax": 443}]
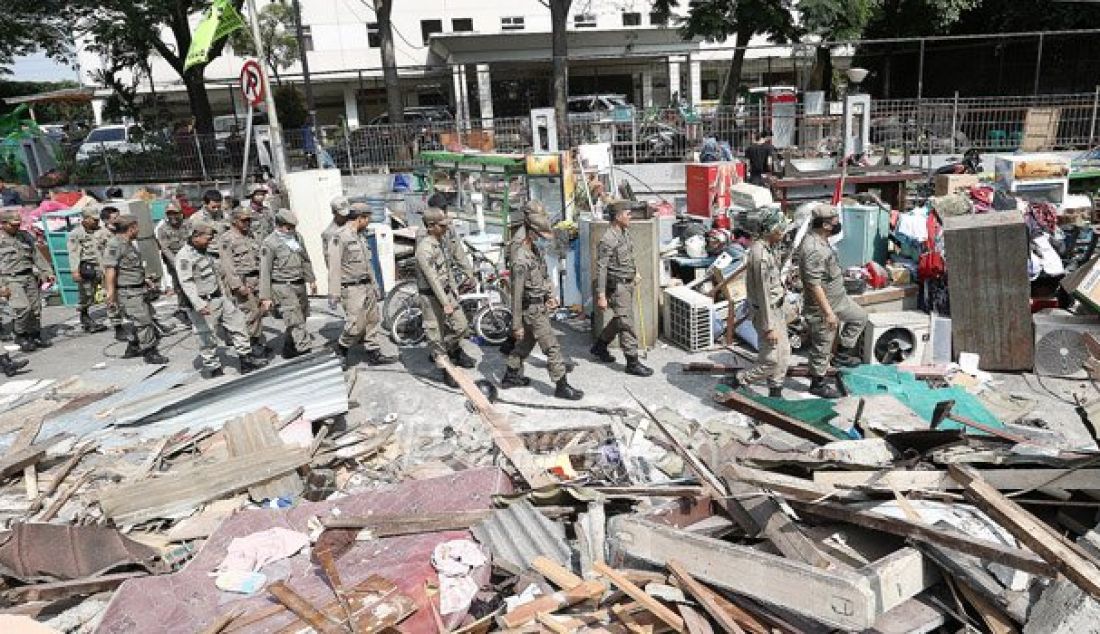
[
  {"xmin": 245, "ymin": 0, "xmax": 287, "ymax": 181},
  {"xmin": 240, "ymin": 106, "xmax": 255, "ymax": 193}
]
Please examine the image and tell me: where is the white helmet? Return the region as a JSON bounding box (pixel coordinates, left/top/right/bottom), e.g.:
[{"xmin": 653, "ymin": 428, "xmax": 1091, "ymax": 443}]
[{"xmin": 684, "ymin": 234, "xmax": 707, "ymax": 258}]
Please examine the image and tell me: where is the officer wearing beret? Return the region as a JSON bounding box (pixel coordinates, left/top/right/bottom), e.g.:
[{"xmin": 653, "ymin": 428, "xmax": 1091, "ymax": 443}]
[
  {"xmin": 220, "ymin": 206, "xmax": 270, "ymax": 359},
  {"xmin": 0, "ymin": 210, "xmax": 54, "ymax": 352},
  {"xmin": 725, "ymin": 208, "xmax": 790, "ymax": 398},
  {"xmin": 415, "ymin": 207, "xmax": 476, "ymax": 386},
  {"xmin": 322, "ymin": 196, "xmax": 351, "ymax": 267},
  {"xmin": 103, "ymin": 216, "xmax": 168, "ymax": 364},
  {"xmin": 259, "ymin": 209, "xmax": 317, "ymax": 358},
  {"xmin": 66, "ymin": 206, "xmax": 108, "ymax": 333},
  {"xmin": 501, "ymin": 201, "xmax": 582, "ymax": 400},
  {"xmin": 592, "ymin": 200, "xmax": 653, "ymax": 377},
  {"xmin": 798, "ymin": 204, "xmax": 868, "ymax": 398}
]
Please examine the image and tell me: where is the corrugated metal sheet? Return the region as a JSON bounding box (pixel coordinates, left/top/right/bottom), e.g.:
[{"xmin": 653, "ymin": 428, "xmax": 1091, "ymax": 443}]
[
  {"xmin": 0, "ymin": 523, "xmax": 164, "ymax": 582},
  {"xmin": 471, "ymin": 499, "xmax": 573, "ymax": 575},
  {"xmin": 40, "ymin": 353, "xmax": 347, "ymax": 446}
]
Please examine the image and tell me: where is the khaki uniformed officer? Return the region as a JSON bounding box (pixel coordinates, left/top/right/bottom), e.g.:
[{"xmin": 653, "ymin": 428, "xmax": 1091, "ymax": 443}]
[
  {"xmin": 177, "ymin": 220, "xmax": 267, "ymax": 378},
  {"xmin": 0, "ymin": 210, "xmax": 54, "ymax": 352},
  {"xmin": 798, "ymin": 204, "xmax": 868, "ymax": 398},
  {"xmin": 94, "ymin": 205, "xmax": 127, "ymax": 340},
  {"xmin": 328, "ymin": 203, "xmax": 397, "ymax": 368},
  {"xmin": 219, "ymin": 207, "xmax": 270, "ymax": 359},
  {"xmin": 67, "ymin": 207, "xmax": 108, "ymax": 333},
  {"xmin": 321, "ymin": 196, "xmax": 351, "ymax": 267},
  {"xmin": 415, "ymin": 208, "xmax": 476, "ymax": 387},
  {"xmin": 155, "ymin": 204, "xmax": 192, "ymax": 324},
  {"xmin": 103, "ymin": 216, "xmax": 168, "ymax": 364},
  {"xmin": 725, "ymin": 208, "xmax": 790, "ymax": 398},
  {"xmin": 591, "ymin": 200, "xmax": 653, "ymax": 377},
  {"xmin": 249, "ymin": 186, "xmax": 276, "ymax": 240},
  {"xmin": 502, "ymin": 202, "xmax": 582, "ymax": 400},
  {"xmin": 426, "ymin": 192, "xmax": 476, "ymax": 288},
  {"xmin": 186, "ymin": 190, "xmax": 231, "ymax": 257},
  {"xmin": 259, "ymin": 209, "xmax": 317, "ymax": 358}
]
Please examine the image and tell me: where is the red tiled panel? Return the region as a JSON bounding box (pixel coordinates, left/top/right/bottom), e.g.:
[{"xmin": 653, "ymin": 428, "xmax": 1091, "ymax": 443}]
[{"xmin": 95, "ymin": 467, "xmax": 512, "ymax": 633}]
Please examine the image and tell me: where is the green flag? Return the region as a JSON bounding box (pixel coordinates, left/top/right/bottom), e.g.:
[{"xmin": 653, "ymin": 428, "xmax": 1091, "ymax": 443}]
[{"xmin": 184, "ymin": 0, "xmax": 247, "ymax": 70}]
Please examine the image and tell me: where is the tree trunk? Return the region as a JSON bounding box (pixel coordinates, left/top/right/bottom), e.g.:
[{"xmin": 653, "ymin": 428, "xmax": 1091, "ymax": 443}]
[
  {"xmin": 375, "ymin": 0, "xmax": 403, "ymax": 125},
  {"xmin": 183, "ymin": 67, "xmax": 216, "ymax": 134},
  {"xmin": 809, "ymin": 46, "xmax": 835, "ymax": 100},
  {"xmin": 551, "ymin": 0, "xmax": 572, "ymax": 149},
  {"xmin": 719, "ymin": 25, "xmax": 754, "ymax": 106}
]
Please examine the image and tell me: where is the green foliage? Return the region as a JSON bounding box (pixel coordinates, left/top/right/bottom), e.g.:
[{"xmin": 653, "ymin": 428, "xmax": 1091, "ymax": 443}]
[
  {"xmin": 274, "ymin": 84, "xmax": 307, "ymax": 130},
  {"xmin": 0, "ymin": 1, "xmax": 77, "ymax": 74},
  {"xmin": 0, "ymin": 80, "xmax": 89, "ymax": 122},
  {"xmin": 229, "ymin": 1, "xmax": 300, "ymax": 83},
  {"xmin": 652, "ymin": 0, "xmax": 799, "ymax": 44},
  {"xmin": 799, "ymin": 0, "xmax": 877, "ymax": 40}
]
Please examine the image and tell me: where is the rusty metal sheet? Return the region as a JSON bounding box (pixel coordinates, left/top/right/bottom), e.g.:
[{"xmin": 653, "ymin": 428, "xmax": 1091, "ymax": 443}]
[{"xmin": 0, "ymin": 523, "xmax": 163, "ymax": 583}]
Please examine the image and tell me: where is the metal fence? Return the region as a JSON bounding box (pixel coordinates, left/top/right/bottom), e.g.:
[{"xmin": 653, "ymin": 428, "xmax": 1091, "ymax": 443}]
[{"xmin": 64, "ymin": 91, "xmax": 1100, "ymax": 185}]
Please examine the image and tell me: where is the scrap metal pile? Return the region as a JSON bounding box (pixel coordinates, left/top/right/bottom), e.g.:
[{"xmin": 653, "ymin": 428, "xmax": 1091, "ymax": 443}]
[{"xmin": 0, "ymin": 353, "xmax": 1099, "ymax": 633}]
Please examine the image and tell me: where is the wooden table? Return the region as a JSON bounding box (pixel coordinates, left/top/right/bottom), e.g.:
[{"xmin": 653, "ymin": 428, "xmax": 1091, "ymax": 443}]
[{"xmin": 772, "ymin": 170, "xmax": 926, "ymax": 211}]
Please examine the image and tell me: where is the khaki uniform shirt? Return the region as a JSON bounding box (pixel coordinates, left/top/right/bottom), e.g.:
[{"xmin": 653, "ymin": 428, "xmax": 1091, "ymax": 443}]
[
  {"xmin": 798, "ymin": 232, "xmax": 846, "ymax": 316},
  {"xmin": 415, "ymin": 233, "xmax": 454, "ymax": 305},
  {"xmin": 321, "ymin": 220, "xmax": 344, "ymax": 267},
  {"xmin": 92, "ymin": 227, "xmax": 114, "ymax": 271},
  {"xmin": 259, "ymin": 230, "xmax": 315, "ymax": 300},
  {"xmin": 746, "ymin": 240, "xmax": 786, "ymax": 330},
  {"xmin": 0, "ymin": 231, "xmax": 52, "ymax": 278},
  {"xmin": 327, "ymin": 224, "xmax": 375, "ymax": 293},
  {"xmin": 510, "ymin": 238, "xmax": 553, "ymax": 311},
  {"xmin": 155, "ymin": 220, "xmax": 188, "ymax": 264},
  {"xmin": 251, "ymin": 202, "xmax": 276, "ymax": 240},
  {"xmin": 102, "ymin": 236, "xmax": 146, "ymax": 286},
  {"xmin": 219, "ymin": 228, "xmax": 262, "ymax": 293},
  {"xmin": 596, "ymin": 224, "xmax": 636, "ymax": 292},
  {"xmin": 185, "ymin": 209, "xmax": 231, "ymax": 256},
  {"xmin": 175, "ymin": 243, "xmax": 223, "ymax": 307},
  {"xmin": 67, "ymin": 225, "xmax": 97, "ymax": 266}
]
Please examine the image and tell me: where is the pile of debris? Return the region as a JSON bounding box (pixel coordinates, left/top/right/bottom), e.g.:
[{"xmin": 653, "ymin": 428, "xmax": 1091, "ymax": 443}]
[{"xmin": 1, "ymin": 352, "xmax": 1099, "ymax": 633}]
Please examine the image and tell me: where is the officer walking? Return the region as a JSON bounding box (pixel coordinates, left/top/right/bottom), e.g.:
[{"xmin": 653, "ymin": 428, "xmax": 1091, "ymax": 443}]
[
  {"xmin": 724, "ymin": 209, "xmax": 790, "ymax": 397},
  {"xmin": 798, "ymin": 204, "xmax": 867, "ymax": 398},
  {"xmin": 177, "ymin": 220, "xmax": 268, "ymax": 378},
  {"xmin": 66, "ymin": 207, "xmax": 108, "ymax": 333},
  {"xmin": 328, "ymin": 203, "xmax": 398, "ymax": 368},
  {"xmin": 415, "ymin": 207, "xmax": 476, "ymax": 387},
  {"xmin": 219, "ymin": 207, "xmax": 270, "ymax": 359},
  {"xmin": 502, "ymin": 202, "xmax": 582, "ymax": 400},
  {"xmin": 426, "ymin": 192, "xmax": 476, "ymax": 288},
  {"xmin": 94, "ymin": 205, "xmax": 127, "ymax": 341},
  {"xmin": 321, "ymin": 196, "xmax": 350, "ymax": 267},
  {"xmin": 248, "ymin": 186, "xmax": 276, "ymax": 240},
  {"xmin": 155, "ymin": 204, "xmax": 192, "ymax": 325},
  {"xmin": 102, "ymin": 216, "xmax": 168, "ymax": 364},
  {"xmin": 591, "ymin": 200, "xmax": 653, "ymax": 377},
  {"xmin": 259, "ymin": 209, "xmax": 317, "ymax": 358},
  {"xmin": 187, "ymin": 190, "xmax": 231, "ymax": 256},
  {"xmin": 0, "ymin": 210, "xmax": 54, "ymax": 352}
]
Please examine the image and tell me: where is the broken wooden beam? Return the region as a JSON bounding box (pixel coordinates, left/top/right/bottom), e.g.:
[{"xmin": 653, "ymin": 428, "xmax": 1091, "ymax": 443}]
[
  {"xmin": 267, "ymin": 580, "xmax": 343, "ymax": 633},
  {"xmin": 948, "ymin": 464, "xmax": 1100, "ymax": 600},
  {"xmin": 595, "ymin": 561, "xmax": 685, "ymax": 633},
  {"xmin": 722, "ymin": 463, "xmax": 851, "ymax": 502},
  {"xmin": 714, "ymin": 391, "xmax": 841, "ymax": 445},
  {"xmin": 498, "ymin": 579, "xmax": 606, "ymax": 628},
  {"xmin": 8, "ymin": 571, "xmax": 146, "ymax": 602},
  {"xmin": 321, "ymin": 509, "xmax": 493, "ymax": 535},
  {"xmin": 667, "ymin": 560, "xmax": 746, "ymax": 634},
  {"xmin": 816, "ymin": 467, "xmax": 1100, "ymax": 492}
]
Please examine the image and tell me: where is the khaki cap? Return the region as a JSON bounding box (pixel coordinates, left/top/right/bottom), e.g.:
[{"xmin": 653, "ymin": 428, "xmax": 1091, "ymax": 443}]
[
  {"xmin": 275, "ymin": 208, "xmax": 298, "ymax": 226},
  {"xmin": 0, "ymin": 210, "xmax": 21, "ymax": 224},
  {"xmin": 189, "ymin": 219, "xmax": 215, "ymax": 236},
  {"xmin": 812, "ymin": 203, "xmax": 839, "ymax": 221},
  {"xmin": 423, "ymin": 207, "xmax": 449, "ymax": 226},
  {"xmin": 330, "ymin": 196, "xmax": 350, "ymax": 216},
  {"xmin": 230, "ymin": 207, "xmax": 255, "ymax": 221},
  {"xmin": 114, "ymin": 215, "xmax": 139, "ymax": 230}
]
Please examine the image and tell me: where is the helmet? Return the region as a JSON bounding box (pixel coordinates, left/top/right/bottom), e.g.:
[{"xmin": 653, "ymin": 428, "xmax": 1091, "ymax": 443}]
[
  {"xmin": 684, "ymin": 234, "xmax": 707, "ymax": 258},
  {"xmin": 705, "ymin": 228, "xmax": 731, "ymax": 256}
]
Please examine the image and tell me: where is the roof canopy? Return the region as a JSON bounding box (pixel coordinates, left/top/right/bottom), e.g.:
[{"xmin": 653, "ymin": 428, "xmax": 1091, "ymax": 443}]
[
  {"xmin": 3, "ymin": 88, "xmax": 94, "ymax": 106},
  {"xmin": 429, "ymin": 28, "xmax": 701, "ymax": 66}
]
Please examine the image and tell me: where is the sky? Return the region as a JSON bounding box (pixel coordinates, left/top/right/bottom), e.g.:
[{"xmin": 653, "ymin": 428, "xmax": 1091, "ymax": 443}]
[{"xmin": 7, "ymin": 52, "xmax": 80, "ymax": 83}]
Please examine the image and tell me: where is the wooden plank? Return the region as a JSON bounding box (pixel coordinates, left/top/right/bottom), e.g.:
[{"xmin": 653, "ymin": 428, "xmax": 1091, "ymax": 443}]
[
  {"xmin": 321, "ymin": 509, "xmax": 492, "ymax": 535},
  {"xmin": 9, "ymin": 572, "xmax": 146, "ymax": 601},
  {"xmin": 714, "ymin": 391, "xmax": 839, "ymax": 444},
  {"xmin": 816, "ymin": 468, "xmax": 1100, "ymax": 492},
  {"xmin": 12, "ymin": 410, "xmax": 46, "ymax": 499},
  {"xmin": 667, "ymin": 560, "xmax": 745, "ymax": 634},
  {"xmin": 918, "ymin": 544, "xmax": 1026, "ymax": 623},
  {"xmin": 948, "ymin": 464, "xmax": 1100, "ymax": 599},
  {"xmin": 224, "ymin": 410, "xmax": 303, "ymax": 502},
  {"xmin": 670, "ymin": 576, "xmax": 767, "ymax": 634},
  {"xmin": 536, "ymin": 612, "xmax": 586, "ymax": 634},
  {"xmin": 720, "ymin": 476, "xmax": 834, "ymax": 567},
  {"xmin": 594, "ymin": 561, "xmax": 685, "ymax": 633},
  {"xmin": 722, "ymin": 463, "xmax": 848, "ymax": 501},
  {"xmin": 439, "ymin": 357, "xmax": 555, "ymax": 489},
  {"xmin": 531, "ymin": 556, "xmax": 584, "ymax": 590},
  {"xmin": 498, "ymin": 579, "xmax": 605, "ymax": 628},
  {"xmin": 97, "ymin": 447, "xmax": 310, "ymax": 525},
  {"xmin": 787, "ymin": 498, "xmax": 1056, "ymax": 577},
  {"xmin": 678, "ymin": 605, "xmax": 715, "ymax": 634},
  {"xmin": 957, "ymin": 583, "xmax": 1017, "ymax": 634},
  {"xmin": 39, "ymin": 469, "xmax": 93, "ymax": 521},
  {"xmin": 0, "ymin": 445, "xmax": 47, "ymax": 480}
]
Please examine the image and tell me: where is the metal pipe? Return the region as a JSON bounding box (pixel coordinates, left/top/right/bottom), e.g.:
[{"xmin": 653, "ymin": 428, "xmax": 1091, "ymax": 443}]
[
  {"xmin": 245, "ymin": 0, "xmax": 287, "ymax": 180},
  {"xmin": 1034, "ymin": 33, "xmax": 1045, "ymax": 96},
  {"xmin": 917, "ymin": 39, "xmax": 925, "ymax": 101},
  {"xmin": 1090, "ymin": 85, "xmax": 1099, "ymax": 147},
  {"xmin": 951, "ymin": 91, "xmax": 959, "ymax": 155}
]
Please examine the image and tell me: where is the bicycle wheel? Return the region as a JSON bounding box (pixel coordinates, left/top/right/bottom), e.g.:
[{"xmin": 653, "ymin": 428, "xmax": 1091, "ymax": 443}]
[
  {"xmin": 390, "ymin": 301, "xmax": 426, "ymax": 346},
  {"xmin": 383, "ymin": 280, "xmax": 418, "ymax": 328},
  {"xmin": 474, "ymin": 305, "xmax": 513, "ymax": 345}
]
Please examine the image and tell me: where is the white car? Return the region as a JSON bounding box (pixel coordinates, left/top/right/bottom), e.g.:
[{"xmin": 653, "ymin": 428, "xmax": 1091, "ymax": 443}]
[{"xmin": 76, "ymin": 124, "xmax": 146, "ymax": 162}]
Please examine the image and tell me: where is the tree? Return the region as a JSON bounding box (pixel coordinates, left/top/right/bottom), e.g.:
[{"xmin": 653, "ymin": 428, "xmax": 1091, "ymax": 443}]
[
  {"xmin": 85, "ymin": 28, "xmax": 153, "ymax": 123},
  {"xmin": 798, "ymin": 0, "xmax": 877, "ymax": 98},
  {"xmin": 229, "ymin": 1, "xmax": 298, "ymax": 85},
  {"xmin": 82, "ymin": 0, "xmax": 245, "ymax": 134},
  {"xmin": 273, "ymin": 84, "xmax": 307, "ymax": 129},
  {"xmin": 549, "ymin": 0, "xmax": 572, "ymax": 148},
  {"xmin": 0, "ymin": 1, "xmax": 76, "ymax": 74},
  {"xmin": 374, "ymin": 0, "xmax": 403, "ymax": 125},
  {"xmin": 652, "ymin": 0, "xmax": 798, "ymax": 106}
]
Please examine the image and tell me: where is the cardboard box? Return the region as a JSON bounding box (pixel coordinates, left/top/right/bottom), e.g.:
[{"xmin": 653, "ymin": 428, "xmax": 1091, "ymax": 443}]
[{"xmin": 933, "ymin": 173, "xmax": 979, "ymax": 196}]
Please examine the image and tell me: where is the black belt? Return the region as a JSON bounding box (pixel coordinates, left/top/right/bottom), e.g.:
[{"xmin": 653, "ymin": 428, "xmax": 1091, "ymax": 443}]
[
  {"xmin": 752, "ymin": 299, "xmax": 785, "ymax": 310},
  {"xmin": 273, "ymin": 279, "xmax": 304, "ymax": 285},
  {"xmin": 199, "ymin": 289, "xmax": 222, "ymax": 301},
  {"xmin": 4, "ymin": 269, "xmax": 33, "ymax": 277},
  {"xmin": 117, "ymin": 283, "xmax": 146, "ymax": 290},
  {"xmin": 522, "ymin": 296, "xmax": 548, "ymax": 309},
  {"xmin": 342, "ymin": 277, "xmax": 371, "ymax": 287},
  {"xmin": 242, "ymin": 271, "xmax": 260, "ymax": 278}
]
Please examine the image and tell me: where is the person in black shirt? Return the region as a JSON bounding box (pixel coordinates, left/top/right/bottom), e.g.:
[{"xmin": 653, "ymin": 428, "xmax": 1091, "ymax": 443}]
[{"xmin": 745, "ymin": 130, "xmax": 780, "ymax": 186}]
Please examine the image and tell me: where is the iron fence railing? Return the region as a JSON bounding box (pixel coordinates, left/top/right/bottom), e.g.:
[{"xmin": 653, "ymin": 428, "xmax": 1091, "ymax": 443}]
[{"xmin": 64, "ymin": 91, "xmax": 1100, "ymax": 185}]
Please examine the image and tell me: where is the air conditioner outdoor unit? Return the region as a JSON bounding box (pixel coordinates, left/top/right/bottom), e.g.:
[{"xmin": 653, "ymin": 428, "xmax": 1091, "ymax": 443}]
[
  {"xmin": 863, "ymin": 311, "xmax": 930, "ymax": 365},
  {"xmin": 1032, "ymin": 311, "xmax": 1100, "ymax": 377}
]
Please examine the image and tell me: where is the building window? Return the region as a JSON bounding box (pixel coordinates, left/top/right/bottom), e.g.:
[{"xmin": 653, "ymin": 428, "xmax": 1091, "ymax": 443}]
[
  {"xmin": 366, "ymin": 23, "xmax": 380, "ymax": 48},
  {"xmin": 420, "ymin": 19, "xmax": 442, "ymax": 44},
  {"xmin": 300, "ymin": 25, "xmax": 314, "ymax": 52},
  {"xmin": 574, "ymin": 13, "xmax": 597, "ymax": 28},
  {"xmin": 622, "ymin": 12, "xmax": 642, "ymax": 26},
  {"xmin": 452, "ymin": 18, "xmax": 473, "ymax": 32},
  {"xmin": 501, "ymin": 16, "xmax": 525, "ymax": 31},
  {"xmin": 650, "ymin": 12, "xmax": 668, "ymax": 26}
]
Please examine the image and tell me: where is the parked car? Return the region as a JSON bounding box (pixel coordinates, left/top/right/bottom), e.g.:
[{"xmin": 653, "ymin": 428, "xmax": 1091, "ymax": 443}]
[
  {"xmin": 567, "ymin": 94, "xmax": 631, "ymax": 121},
  {"xmin": 213, "ymin": 112, "xmax": 270, "ymax": 149},
  {"xmin": 75, "ymin": 124, "xmax": 147, "ymax": 162},
  {"xmin": 38, "ymin": 124, "xmax": 68, "ymax": 144},
  {"xmin": 367, "ymin": 106, "xmax": 453, "ymax": 126}
]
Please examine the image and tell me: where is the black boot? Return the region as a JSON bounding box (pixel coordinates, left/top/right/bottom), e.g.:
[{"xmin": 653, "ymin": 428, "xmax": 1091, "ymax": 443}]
[
  {"xmin": 590, "ymin": 340, "xmax": 615, "ymax": 363},
  {"xmin": 624, "ymin": 355, "xmax": 653, "ymax": 377},
  {"xmin": 202, "ymin": 366, "xmax": 225, "ymax": 379},
  {"xmin": 768, "ymin": 386, "xmax": 784, "ymax": 399},
  {"xmin": 252, "ymin": 338, "xmax": 273, "ymax": 359},
  {"xmin": 441, "ymin": 369, "xmax": 459, "ymax": 388},
  {"xmin": 239, "ymin": 354, "xmax": 266, "ymax": 374},
  {"xmin": 499, "ymin": 336, "xmax": 515, "ymax": 356},
  {"xmin": 450, "ymin": 347, "xmax": 476, "ymax": 369},
  {"xmin": 154, "ymin": 320, "xmax": 175, "ymax": 337},
  {"xmin": 83, "ymin": 321, "xmax": 107, "ymax": 333},
  {"xmin": 554, "ymin": 376, "xmax": 583, "ymax": 401},
  {"xmin": 0, "ymin": 353, "xmax": 28, "ymax": 377},
  {"xmin": 143, "ymin": 348, "xmax": 169, "ymax": 365},
  {"xmin": 114, "ymin": 325, "xmax": 129, "ymax": 342},
  {"xmin": 809, "ymin": 377, "xmax": 841, "ymax": 399},
  {"xmin": 334, "ymin": 343, "xmax": 350, "ymax": 369},
  {"xmin": 32, "ymin": 331, "xmax": 50, "ymax": 348},
  {"xmin": 500, "ymin": 368, "xmax": 531, "ymax": 388},
  {"xmin": 16, "ymin": 335, "xmax": 36, "ymax": 353},
  {"xmin": 834, "ymin": 346, "xmax": 862, "ymax": 368},
  {"xmin": 720, "ymin": 371, "xmax": 743, "ymax": 389},
  {"xmin": 282, "ymin": 338, "xmax": 301, "ymax": 359},
  {"xmin": 122, "ymin": 340, "xmax": 142, "ymax": 359},
  {"xmin": 363, "ymin": 349, "xmax": 398, "ymax": 366},
  {"xmin": 175, "ymin": 309, "xmax": 192, "ymax": 327}
]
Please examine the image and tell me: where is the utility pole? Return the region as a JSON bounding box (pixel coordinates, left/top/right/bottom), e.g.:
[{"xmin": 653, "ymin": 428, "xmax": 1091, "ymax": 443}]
[
  {"xmin": 291, "ymin": 0, "xmax": 318, "ymax": 157},
  {"xmin": 245, "ymin": 0, "xmax": 287, "ymax": 180}
]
